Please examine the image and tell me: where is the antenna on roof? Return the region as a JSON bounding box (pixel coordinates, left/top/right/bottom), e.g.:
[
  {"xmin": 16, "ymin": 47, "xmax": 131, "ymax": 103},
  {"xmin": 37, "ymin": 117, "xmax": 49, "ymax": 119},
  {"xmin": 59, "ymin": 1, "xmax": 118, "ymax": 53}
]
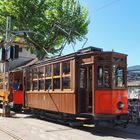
[
  {"xmin": 74, "ymin": 31, "xmax": 88, "ymax": 49},
  {"xmin": 52, "ymin": 22, "xmax": 88, "ymax": 56},
  {"xmin": 52, "ymin": 23, "xmax": 71, "ymax": 56}
]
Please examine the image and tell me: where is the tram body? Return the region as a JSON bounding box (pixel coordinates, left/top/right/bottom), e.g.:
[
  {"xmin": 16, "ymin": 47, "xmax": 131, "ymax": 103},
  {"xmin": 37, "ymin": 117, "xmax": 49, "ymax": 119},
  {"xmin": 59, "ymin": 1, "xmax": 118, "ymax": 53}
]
[{"xmin": 10, "ymin": 47, "xmax": 128, "ymax": 125}]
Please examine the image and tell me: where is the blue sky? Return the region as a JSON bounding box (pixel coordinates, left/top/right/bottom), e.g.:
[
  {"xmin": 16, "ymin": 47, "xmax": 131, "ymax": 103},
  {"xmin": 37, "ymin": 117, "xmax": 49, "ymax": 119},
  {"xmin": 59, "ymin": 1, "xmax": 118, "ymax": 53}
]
[{"xmin": 64, "ymin": 0, "xmax": 140, "ymax": 67}]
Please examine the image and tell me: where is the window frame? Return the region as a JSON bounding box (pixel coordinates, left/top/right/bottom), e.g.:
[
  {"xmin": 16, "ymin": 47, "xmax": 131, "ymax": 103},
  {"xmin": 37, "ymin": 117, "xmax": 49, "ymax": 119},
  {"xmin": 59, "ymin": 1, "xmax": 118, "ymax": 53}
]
[
  {"xmin": 112, "ymin": 65, "xmax": 126, "ymax": 89},
  {"xmin": 26, "ymin": 59, "xmax": 73, "ymax": 92},
  {"xmin": 62, "ymin": 61, "xmax": 71, "ymax": 90},
  {"xmin": 96, "ymin": 65, "xmax": 111, "ymax": 89}
]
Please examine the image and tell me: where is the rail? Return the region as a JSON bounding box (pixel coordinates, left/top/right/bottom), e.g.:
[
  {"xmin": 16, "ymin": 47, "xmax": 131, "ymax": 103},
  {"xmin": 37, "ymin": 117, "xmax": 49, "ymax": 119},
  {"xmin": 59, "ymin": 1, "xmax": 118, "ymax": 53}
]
[{"xmin": 0, "ymin": 127, "xmax": 23, "ymax": 140}]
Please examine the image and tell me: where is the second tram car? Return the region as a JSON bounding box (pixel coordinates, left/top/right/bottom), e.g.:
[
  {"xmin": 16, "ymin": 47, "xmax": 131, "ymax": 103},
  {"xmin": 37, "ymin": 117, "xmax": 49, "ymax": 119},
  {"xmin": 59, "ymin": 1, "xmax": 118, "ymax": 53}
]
[{"xmin": 10, "ymin": 47, "xmax": 128, "ymax": 126}]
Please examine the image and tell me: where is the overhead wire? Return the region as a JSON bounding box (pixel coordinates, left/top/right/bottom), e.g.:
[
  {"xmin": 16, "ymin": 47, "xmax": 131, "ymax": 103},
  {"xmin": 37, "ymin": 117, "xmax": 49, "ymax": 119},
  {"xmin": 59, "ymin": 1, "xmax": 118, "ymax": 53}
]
[{"xmin": 93, "ymin": 0, "xmax": 121, "ymax": 13}]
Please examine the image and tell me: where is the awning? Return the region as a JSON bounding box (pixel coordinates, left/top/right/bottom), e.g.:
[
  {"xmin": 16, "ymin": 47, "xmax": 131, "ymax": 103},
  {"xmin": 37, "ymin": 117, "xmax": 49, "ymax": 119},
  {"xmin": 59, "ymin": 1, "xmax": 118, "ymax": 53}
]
[{"xmin": 7, "ymin": 57, "xmax": 38, "ymax": 72}]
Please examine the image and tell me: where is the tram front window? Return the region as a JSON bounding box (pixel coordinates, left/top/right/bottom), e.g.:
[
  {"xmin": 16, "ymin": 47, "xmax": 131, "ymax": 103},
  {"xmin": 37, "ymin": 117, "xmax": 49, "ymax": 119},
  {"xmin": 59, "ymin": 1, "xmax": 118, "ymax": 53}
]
[
  {"xmin": 113, "ymin": 65, "xmax": 125, "ymax": 87},
  {"xmin": 97, "ymin": 66, "xmax": 110, "ymax": 88}
]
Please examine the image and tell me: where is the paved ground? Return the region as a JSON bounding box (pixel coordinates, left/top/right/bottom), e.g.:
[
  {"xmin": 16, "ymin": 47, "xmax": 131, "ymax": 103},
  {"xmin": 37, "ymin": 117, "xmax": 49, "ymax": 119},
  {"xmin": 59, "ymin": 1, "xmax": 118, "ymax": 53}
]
[{"xmin": 0, "ymin": 113, "xmax": 140, "ymax": 140}]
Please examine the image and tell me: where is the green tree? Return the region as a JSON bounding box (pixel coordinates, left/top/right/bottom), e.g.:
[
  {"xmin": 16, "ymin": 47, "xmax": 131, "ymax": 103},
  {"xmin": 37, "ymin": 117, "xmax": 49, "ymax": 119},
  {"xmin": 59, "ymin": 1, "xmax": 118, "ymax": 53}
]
[{"xmin": 0, "ymin": 0, "xmax": 89, "ymax": 59}]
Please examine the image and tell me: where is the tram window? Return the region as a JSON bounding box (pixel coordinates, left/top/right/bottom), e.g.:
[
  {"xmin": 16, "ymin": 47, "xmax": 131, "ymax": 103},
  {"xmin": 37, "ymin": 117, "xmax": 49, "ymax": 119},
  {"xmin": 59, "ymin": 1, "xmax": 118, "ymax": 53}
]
[
  {"xmin": 63, "ymin": 61, "xmax": 70, "ymax": 75},
  {"xmin": 26, "ymin": 81, "xmax": 31, "ymax": 91},
  {"xmin": 39, "ymin": 80, "xmax": 44, "ymax": 90},
  {"xmin": 46, "ymin": 65, "xmax": 52, "ymax": 77},
  {"xmin": 113, "ymin": 66, "xmax": 125, "ymax": 87},
  {"xmin": 97, "ymin": 67, "xmax": 103, "ymax": 87},
  {"xmin": 33, "ymin": 68, "xmax": 38, "ymax": 79},
  {"xmin": 63, "ymin": 77, "xmax": 70, "ymax": 89},
  {"xmin": 45, "ymin": 79, "xmax": 52, "ymax": 90},
  {"xmin": 38, "ymin": 67, "xmax": 44, "ymax": 78},
  {"xmin": 26, "ymin": 69, "xmax": 32, "ymax": 91},
  {"xmin": 53, "ymin": 78, "xmax": 60, "ymax": 89},
  {"xmin": 33, "ymin": 81, "xmax": 38, "ymax": 90},
  {"xmin": 97, "ymin": 55, "xmax": 110, "ymax": 61},
  {"xmin": 53, "ymin": 63, "xmax": 60, "ymax": 76},
  {"xmin": 97, "ymin": 66, "xmax": 110, "ymax": 88},
  {"xmin": 80, "ymin": 68, "xmax": 86, "ymax": 88},
  {"xmin": 113, "ymin": 57, "xmax": 125, "ymax": 63}
]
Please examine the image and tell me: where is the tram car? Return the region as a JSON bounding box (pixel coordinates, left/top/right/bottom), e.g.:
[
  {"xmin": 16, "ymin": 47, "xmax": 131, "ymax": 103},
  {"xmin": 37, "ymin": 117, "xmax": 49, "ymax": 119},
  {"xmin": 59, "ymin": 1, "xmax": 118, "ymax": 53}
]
[{"xmin": 10, "ymin": 47, "xmax": 128, "ymax": 126}]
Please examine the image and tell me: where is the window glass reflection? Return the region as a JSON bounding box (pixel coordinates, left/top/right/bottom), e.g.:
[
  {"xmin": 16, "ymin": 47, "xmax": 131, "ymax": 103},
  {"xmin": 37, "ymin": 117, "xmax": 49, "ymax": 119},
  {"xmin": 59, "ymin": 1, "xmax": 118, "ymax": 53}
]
[
  {"xmin": 53, "ymin": 63, "xmax": 60, "ymax": 76},
  {"xmin": 113, "ymin": 65, "xmax": 125, "ymax": 87},
  {"xmin": 63, "ymin": 61, "xmax": 70, "ymax": 75},
  {"xmin": 97, "ymin": 66, "xmax": 110, "ymax": 88}
]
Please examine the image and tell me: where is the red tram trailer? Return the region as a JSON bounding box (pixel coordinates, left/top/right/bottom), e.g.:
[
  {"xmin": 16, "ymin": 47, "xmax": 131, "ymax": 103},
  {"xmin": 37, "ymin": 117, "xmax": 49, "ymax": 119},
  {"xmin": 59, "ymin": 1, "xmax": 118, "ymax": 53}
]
[{"xmin": 10, "ymin": 47, "xmax": 129, "ymax": 126}]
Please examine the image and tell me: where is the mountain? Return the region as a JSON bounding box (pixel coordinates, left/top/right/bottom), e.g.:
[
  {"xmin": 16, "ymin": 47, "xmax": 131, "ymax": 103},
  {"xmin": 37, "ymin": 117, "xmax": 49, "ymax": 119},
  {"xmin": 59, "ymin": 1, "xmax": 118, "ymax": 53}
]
[
  {"xmin": 127, "ymin": 65, "xmax": 140, "ymax": 82},
  {"xmin": 128, "ymin": 65, "xmax": 140, "ymax": 71}
]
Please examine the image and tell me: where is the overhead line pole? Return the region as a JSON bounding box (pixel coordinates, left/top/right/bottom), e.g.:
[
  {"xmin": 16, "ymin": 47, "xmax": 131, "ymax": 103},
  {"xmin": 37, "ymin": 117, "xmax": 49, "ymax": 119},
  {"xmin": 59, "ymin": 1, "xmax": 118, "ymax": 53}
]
[
  {"xmin": 1, "ymin": 15, "xmax": 11, "ymax": 116},
  {"xmin": 3, "ymin": 16, "xmax": 11, "ymax": 92},
  {"xmin": 6, "ymin": 16, "xmax": 11, "ymax": 41}
]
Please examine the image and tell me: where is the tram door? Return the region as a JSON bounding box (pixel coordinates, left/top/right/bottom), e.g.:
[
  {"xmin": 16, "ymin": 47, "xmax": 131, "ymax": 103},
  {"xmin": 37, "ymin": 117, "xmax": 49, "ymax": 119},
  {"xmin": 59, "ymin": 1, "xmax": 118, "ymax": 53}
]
[{"xmin": 78, "ymin": 66, "xmax": 92, "ymax": 113}]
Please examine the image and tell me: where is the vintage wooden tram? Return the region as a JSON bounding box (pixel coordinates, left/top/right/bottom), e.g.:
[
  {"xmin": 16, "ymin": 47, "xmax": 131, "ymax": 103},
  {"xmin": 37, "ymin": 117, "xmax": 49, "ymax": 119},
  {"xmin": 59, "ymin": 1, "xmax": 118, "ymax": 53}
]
[{"xmin": 9, "ymin": 47, "xmax": 128, "ymax": 126}]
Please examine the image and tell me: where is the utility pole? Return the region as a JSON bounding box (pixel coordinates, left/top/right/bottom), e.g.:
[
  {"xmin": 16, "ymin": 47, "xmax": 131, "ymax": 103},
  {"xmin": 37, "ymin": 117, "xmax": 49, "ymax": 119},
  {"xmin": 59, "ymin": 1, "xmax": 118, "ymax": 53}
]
[
  {"xmin": 6, "ymin": 16, "xmax": 11, "ymax": 41},
  {"xmin": 2, "ymin": 15, "xmax": 11, "ymax": 116},
  {"xmin": 3, "ymin": 16, "xmax": 11, "ymax": 91}
]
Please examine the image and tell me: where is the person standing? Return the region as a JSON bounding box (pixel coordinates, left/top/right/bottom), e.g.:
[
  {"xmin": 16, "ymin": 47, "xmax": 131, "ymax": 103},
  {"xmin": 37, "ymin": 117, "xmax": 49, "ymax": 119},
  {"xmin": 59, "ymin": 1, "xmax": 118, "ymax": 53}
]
[{"xmin": 12, "ymin": 80, "xmax": 19, "ymax": 90}]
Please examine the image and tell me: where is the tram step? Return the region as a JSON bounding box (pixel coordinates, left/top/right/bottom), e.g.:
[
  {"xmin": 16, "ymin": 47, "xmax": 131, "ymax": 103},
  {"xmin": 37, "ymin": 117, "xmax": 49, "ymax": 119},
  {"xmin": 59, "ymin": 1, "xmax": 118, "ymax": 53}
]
[
  {"xmin": 83, "ymin": 124, "xmax": 95, "ymax": 128},
  {"xmin": 76, "ymin": 117, "xmax": 90, "ymax": 121}
]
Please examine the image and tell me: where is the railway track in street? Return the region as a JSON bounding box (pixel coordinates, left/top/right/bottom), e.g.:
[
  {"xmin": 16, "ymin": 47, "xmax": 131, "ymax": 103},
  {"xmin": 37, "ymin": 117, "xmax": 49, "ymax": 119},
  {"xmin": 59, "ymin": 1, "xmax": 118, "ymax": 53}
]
[
  {"xmin": 0, "ymin": 113, "xmax": 140, "ymax": 140},
  {"xmin": 0, "ymin": 127, "xmax": 23, "ymax": 140},
  {"xmin": 34, "ymin": 113, "xmax": 140, "ymax": 139}
]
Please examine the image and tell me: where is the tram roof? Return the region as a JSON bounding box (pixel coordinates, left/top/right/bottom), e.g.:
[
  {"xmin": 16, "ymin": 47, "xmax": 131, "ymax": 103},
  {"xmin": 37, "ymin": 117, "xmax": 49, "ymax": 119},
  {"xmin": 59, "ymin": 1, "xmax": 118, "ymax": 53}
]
[{"xmin": 32, "ymin": 46, "xmax": 127, "ymax": 67}]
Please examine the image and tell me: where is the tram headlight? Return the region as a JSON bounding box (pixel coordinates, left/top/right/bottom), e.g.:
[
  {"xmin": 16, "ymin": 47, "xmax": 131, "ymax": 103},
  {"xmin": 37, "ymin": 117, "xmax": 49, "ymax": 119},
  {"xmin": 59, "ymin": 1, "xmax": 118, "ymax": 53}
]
[{"xmin": 117, "ymin": 102, "xmax": 124, "ymax": 110}]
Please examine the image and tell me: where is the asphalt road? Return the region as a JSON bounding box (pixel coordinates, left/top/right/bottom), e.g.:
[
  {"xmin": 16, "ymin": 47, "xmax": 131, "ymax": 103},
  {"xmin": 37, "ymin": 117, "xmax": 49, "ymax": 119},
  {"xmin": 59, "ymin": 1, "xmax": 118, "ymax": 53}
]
[{"xmin": 0, "ymin": 113, "xmax": 140, "ymax": 140}]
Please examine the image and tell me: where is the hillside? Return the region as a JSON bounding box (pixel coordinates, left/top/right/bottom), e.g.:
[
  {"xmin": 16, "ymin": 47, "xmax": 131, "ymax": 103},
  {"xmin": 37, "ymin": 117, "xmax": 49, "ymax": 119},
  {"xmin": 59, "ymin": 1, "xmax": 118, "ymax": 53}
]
[
  {"xmin": 128, "ymin": 65, "xmax": 140, "ymax": 81},
  {"xmin": 128, "ymin": 65, "xmax": 140, "ymax": 72}
]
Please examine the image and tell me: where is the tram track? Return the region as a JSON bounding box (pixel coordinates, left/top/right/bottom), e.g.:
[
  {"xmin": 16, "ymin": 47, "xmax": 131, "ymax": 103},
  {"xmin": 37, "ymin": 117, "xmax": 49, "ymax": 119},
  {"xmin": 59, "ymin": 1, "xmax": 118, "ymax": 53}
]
[
  {"xmin": 33, "ymin": 114, "xmax": 140, "ymax": 139},
  {"xmin": 0, "ymin": 114, "xmax": 140, "ymax": 140},
  {"xmin": 0, "ymin": 127, "xmax": 23, "ymax": 140}
]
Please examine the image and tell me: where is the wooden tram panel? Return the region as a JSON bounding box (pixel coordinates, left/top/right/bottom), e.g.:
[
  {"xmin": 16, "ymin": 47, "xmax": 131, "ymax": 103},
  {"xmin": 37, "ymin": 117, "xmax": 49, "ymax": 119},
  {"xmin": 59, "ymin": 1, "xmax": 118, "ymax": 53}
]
[
  {"xmin": 27, "ymin": 92, "xmax": 75, "ymax": 114},
  {"xmin": 26, "ymin": 57, "xmax": 76, "ymax": 114}
]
